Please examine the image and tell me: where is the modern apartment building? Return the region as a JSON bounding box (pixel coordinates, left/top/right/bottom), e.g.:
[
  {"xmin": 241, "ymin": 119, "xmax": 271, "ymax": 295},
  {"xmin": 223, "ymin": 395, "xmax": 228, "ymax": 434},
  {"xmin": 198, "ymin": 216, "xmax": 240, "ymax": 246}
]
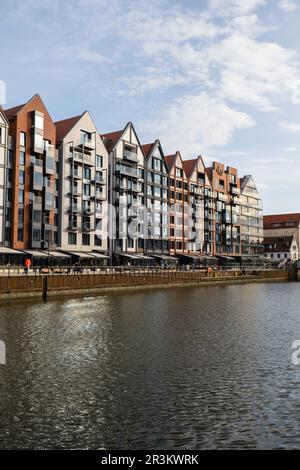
[
  {"xmin": 4, "ymin": 94, "xmax": 57, "ymax": 251},
  {"xmin": 240, "ymin": 175, "xmax": 264, "ymax": 256},
  {"xmin": 206, "ymin": 162, "xmax": 241, "ymax": 257},
  {"xmin": 0, "ymin": 106, "xmax": 8, "ymax": 245},
  {"xmin": 264, "ymin": 213, "xmax": 300, "ymax": 252},
  {"xmin": 55, "ymin": 111, "xmax": 108, "ymax": 257},
  {"xmin": 142, "ymin": 140, "xmax": 169, "ymax": 257},
  {"xmin": 182, "ymin": 157, "xmax": 205, "ymax": 254},
  {"xmin": 102, "ymin": 122, "xmax": 145, "ymax": 264},
  {"xmin": 165, "ymin": 152, "xmax": 189, "ymax": 256}
]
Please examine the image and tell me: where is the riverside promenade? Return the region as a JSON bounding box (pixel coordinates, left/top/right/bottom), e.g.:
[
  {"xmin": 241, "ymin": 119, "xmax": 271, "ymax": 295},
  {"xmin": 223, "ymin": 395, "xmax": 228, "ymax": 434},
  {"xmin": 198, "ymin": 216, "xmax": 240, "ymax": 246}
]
[{"xmin": 0, "ymin": 266, "xmax": 295, "ymax": 300}]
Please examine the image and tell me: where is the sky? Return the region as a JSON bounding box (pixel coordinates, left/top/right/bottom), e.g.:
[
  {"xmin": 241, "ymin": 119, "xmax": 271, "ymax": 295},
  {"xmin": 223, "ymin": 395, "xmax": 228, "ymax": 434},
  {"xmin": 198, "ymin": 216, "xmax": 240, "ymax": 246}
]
[{"xmin": 0, "ymin": 0, "xmax": 300, "ymax": 214}]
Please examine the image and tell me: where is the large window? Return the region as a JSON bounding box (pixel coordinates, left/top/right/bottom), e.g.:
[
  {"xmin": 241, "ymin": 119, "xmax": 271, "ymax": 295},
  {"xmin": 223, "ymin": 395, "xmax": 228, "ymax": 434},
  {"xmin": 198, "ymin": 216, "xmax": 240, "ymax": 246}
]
[
  {"xmin": 68, "ymin": 233, "xmax": 77, "ymax": 245},
  {"xmin": 32, "ymin": 228, "xmax": 41, "ymax": 242},
  {"xmin": 83, "ymin": 184, "xmax": 91, "ymax": 196},
  {"xmin": 19, "ymin": 151, "xmax": 25, "ymax": 166},
  {"xmin": 19, "ymin": 170, "xmax": 25, "ymax": 185},
  {"xmin": 18, "ymin": 190, "xmax": 24, "ymax": 204},
  {"xmin": 82, "ymin": 234, "xmax": 90, "ymax": 246},
  {"xmin": 34, "ymin": 113, "xmax": 44, "ymax": 131},
  {"xmin": 20, "ymin": 132, "xmax": 26, "ymax": 147},
  {"xmin": 83, "ymin": 167, "xmax": 91, "ymax": 180},
  {"xmin": 96, "ymin": 155, "xmax": 103, "ymax": 167}
]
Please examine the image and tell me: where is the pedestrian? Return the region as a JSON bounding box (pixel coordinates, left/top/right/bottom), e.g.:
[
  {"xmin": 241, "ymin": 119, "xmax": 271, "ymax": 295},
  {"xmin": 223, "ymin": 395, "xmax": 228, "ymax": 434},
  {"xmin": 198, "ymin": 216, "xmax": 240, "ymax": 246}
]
[{"xmin": 25, "ymin": 258, "xmax": 31, "ymax": 275}]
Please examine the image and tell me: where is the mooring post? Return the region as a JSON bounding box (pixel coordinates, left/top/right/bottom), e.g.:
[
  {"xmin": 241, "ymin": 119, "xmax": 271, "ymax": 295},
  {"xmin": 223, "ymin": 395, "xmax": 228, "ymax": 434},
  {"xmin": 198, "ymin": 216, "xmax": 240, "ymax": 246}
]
[{"xmin": 43, "ymin": 276, "xmax": 48, "ymax": 299}]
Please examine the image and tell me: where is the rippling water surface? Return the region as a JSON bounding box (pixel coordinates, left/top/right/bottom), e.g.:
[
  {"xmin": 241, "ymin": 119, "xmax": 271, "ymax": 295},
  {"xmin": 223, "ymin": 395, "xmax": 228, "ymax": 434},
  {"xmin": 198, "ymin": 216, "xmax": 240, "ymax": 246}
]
[{"xmin": 1, "ymin": 283, "xmax": 300, "ymax": 449}]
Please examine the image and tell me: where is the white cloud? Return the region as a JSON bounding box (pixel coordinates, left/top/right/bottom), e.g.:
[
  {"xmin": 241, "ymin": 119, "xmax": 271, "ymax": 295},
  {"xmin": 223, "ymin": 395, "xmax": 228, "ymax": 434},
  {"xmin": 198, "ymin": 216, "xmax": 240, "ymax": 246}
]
[
  {"xmin": 284, "ymin": 146, "xmax": 298, "ymax": 151},
  {"xmin": 280, "ymin": 121, "xmax": 300, "ymax": 132},
  {"xmin": 278, "ymin": 0, "xmax": 299, "ymax": 12},
  {"xmin": 209, "ymin": 0, "xmax": 266, "ymax": 16},
  {"xmin": 144, "ymin": 92, "xmax": 255, "ymax": 155},
  {"xmin": 56, "ymin": 46, "xmax": 109, "ymax": 64}
]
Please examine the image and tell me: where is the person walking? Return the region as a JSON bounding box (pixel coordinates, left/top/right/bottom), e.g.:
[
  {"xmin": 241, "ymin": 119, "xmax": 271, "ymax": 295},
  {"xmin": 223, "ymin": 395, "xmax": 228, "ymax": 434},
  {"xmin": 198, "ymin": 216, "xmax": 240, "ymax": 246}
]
[{"xmin": 25, "ymin": 258, "xmax": 31, "ymax": 275}]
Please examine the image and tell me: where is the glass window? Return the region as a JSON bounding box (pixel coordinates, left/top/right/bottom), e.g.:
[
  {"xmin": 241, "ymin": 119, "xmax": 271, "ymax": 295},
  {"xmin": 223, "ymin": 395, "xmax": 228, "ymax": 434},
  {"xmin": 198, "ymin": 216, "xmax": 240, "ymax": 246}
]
[
  {"xmin": 68, "ymin": 233, "xmax": 77, "ymax": 245},
  {"xmin": 19, "ymin": 151, "xmax": 25, "ymax": 166},
  {"xmin": 19, "ymin": 170, "xmax": 25, "ymax": 185},
  {"xmin": 83, "ymin": 167, "xmax": 91, "ymax": 180},
  {"xmin": 35, "ymin": 114, "xmax": 44, "ymax": 131},
  {"xmin": 32, "ymin": 228, "xmax": 41, "ymax": 242},
  {"xmin": 34, "ymin": 134, "xmax": 44, "ymax": 150},
  {"xmin": 17, "ymin": 228, "xmax": 23, "ymax": 242},
  {"xmin": 82, "ymin": 234, "xmax": 90, "ymax": 246},
  {"xmin": 20, "ymin": 132, "xmax": 26, "ymax": 147},
  {"xmin": 96, "ymin": 155, "xmax": 103, "ymax": 167},
  {"xmin": 18, "ymin": 190, "xmax": 24, "ymax": 204}
]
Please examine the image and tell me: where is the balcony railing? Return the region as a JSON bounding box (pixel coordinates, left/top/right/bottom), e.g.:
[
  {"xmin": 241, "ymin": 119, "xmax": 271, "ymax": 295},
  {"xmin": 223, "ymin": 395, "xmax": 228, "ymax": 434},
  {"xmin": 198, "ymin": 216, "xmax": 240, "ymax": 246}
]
[
  {"xmin": 124, "ymin": 148, "xmax": 139, "ymax": 162},
  {"xmin": 116, "ymin": 165, "xmax": 139, "ymax": 178}
]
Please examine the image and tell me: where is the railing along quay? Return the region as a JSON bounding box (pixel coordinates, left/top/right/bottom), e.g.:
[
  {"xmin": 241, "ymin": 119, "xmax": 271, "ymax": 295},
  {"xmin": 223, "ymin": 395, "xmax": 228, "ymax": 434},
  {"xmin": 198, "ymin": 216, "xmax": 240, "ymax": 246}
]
[{"xmin": 0, "ymin": 265, "xmax": 281, "ymax": 278}]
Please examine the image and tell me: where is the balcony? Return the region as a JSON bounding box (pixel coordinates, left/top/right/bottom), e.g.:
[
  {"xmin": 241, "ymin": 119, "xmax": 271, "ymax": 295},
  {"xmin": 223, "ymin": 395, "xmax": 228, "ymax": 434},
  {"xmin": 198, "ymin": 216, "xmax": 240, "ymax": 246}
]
[
  {"xmin": 218, "ymin": 192, "xmax": 228, "ymax": 202},
  {"xmin": 77, "ymin": 135, "xmax": 95, "ymax": 151},
  {"xmin": 92, "ymin": 192, "xmax": 106, "ymax": 201},
  {"xmin": 231, "ymin": 186, "xmax": 240, "ymax": 196},
  {"xmin": 69, "ymin": 151, "xmax": 94, "ymax": 166},
  {"xmin": 68, "ymin": 169, "xmax": 81, "ymax": 180},
  {"xmin": 94, "ymin": 174, "xmax": 106, "ymax": 185},
  {"xmin": 116, "ymin": 164, "xmax": 139, "ymax": 179},
  {"xmin": 68, "ymin": 224, "xmax": 79, "ymax": 232},
  {"xmin": 124, "ymin": 148, "xmax": 139, "ymax": 163},
  {"xmin": 68, "ymin": 204, "xmax": 80, "ymax": 213},
  {"xmin": 31, "ymin": 196, "xmax": 43, "ymax": 207},
  {"xmin": 82, "ymin": 224, "xmax": 95, "ymax": 232},
  {"xmin": 83, "ymin": 207, "xmax": 95, "ymax": 215}
]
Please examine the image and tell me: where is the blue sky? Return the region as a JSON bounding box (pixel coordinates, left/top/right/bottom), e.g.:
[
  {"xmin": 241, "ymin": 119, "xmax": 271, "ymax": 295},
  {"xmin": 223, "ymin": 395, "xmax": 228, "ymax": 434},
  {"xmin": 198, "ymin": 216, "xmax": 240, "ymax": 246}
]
[{"xmin": 1, "ymin": 0, "xmax": 300, "ymax": 214}]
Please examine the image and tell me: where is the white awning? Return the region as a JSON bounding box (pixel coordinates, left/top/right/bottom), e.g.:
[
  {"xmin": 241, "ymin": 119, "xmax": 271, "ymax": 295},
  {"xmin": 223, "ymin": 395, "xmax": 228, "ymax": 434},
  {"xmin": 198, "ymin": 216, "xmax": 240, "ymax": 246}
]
[
  {"xmin": 43, "ymin": 251, "xmax": 71, "ymax": 258},
  {"xmin": 135, "ymin": 254, "xmax": 154, "ymax": 260},
  {"xmin": 66, "ymin": 251, "xmax": 96, "ymax": 259},
  {"xmin": 0, "ymin": 246, "xmax": 24, "ymax": 255},
  {"xmin": 119, "ymin": 253, "xmax": 143, "ymax": 259},
  {"xmin": 90, "ymin": 252, "xmax": 110, "ymax": 259},
  {"xmin": 153, "ymin": 255, "xmax": 177, "ymax": 261},
  {"xmin": 23, "ymin": 250, "xmax": 49, "ymax": 258}
]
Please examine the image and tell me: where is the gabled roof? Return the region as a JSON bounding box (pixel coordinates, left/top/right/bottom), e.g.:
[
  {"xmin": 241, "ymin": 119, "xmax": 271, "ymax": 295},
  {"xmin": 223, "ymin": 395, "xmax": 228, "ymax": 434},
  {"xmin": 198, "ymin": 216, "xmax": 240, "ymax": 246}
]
[
  {"xmin": 264, "ymin": 213, "xmax": 300, "ymax": 229},
  {"xmin": 55, "ymin": 114, "xmax": 83, "ymax": 143},
  {"xmin": 4, "ymin": 102, "xmax": 26, "ymax": 120},
  {"xmin": 4, "ymin": 94, "xmax": 54, "ymax": 127},
  {"xmin": 263, "ymin": 235, "xmax": 296, "ymax": 253},
  {"xmin": 164, "ymin": 154, "xmax": 177, "ymax": 171},
  {"xmin": 141, "ymin": 142, "xmax": 155, "ymax": 159},
  {"xmin": 102, "ymin": 121, "xmax": 144, "ymax": 155},
  {"xmin": 102, "ymin": 129, "xmax": 123, "ymax": 153},
  {"xmin": 182, "ymin": 158, "xmax": 198, "ymax": 178}
]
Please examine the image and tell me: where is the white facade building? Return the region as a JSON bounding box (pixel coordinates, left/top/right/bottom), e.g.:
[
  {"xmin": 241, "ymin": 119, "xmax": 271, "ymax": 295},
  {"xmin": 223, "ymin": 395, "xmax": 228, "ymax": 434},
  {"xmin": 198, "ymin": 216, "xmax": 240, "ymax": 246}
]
[
  {"xmin": 102, "ymin": 122, "xmax": 145, "ymax": 263},
  {"xmin": 55, "ymin": 111, "xmax": 108, "ymax": 257}
]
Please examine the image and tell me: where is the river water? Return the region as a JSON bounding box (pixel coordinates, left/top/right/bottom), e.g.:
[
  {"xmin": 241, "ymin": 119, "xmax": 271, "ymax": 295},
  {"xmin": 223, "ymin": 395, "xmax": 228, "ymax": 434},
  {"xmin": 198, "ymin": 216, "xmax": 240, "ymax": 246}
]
[{"xmin": 0, "ymin": 282, "xmax": 300, "ymax": 449}]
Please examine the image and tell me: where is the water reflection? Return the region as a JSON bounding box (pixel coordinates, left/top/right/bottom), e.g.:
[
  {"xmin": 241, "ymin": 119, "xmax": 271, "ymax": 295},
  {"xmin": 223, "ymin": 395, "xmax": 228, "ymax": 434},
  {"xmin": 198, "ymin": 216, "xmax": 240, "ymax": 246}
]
[{"xmin": 0, "ymin": 283, "xmax": 300, "ymax": 449}]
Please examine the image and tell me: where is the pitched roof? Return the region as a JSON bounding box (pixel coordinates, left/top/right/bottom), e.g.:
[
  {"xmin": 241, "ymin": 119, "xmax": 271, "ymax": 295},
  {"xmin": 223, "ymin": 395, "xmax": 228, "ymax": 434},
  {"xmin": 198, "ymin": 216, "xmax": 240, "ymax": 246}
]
[
  {"xmin": 141, "ymin": 142, "xmax": 155, "ymax": 158},
  {"xmin": 264, "ymin": 213, "xmax": 300, "ymax": 229},
  {"xmin": 182, "ymin": 159, "xmax": 198, "ymax": 178},
  {"xmin": 55, "ymin": 114, "xmax": 83, "ymax": 143},
  {"xmin": 4, "ymin": 103, "xmax": 26, "ymax": 120},
  {"xmin": 263, "ymin": 236, "xmax": 296, "ymax": 253},
  {"xmin": 101, "ymin": 130, "xmax": 123, "ymax": 153},
  {"xmin": 164, "ymin": 154, "xmax": 176, "ymax": 170}
]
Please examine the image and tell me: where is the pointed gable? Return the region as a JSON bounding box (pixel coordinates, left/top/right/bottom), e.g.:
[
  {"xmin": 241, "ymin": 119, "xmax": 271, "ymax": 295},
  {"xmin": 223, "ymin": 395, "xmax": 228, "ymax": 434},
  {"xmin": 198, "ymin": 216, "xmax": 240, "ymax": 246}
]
[
  {"xmin": 102, "ymin": 129, "xmax": 124, "ymax": 153},
  {"xmin": 55, "ymin": 114, "xmax": 83, "ymax": 144}
]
